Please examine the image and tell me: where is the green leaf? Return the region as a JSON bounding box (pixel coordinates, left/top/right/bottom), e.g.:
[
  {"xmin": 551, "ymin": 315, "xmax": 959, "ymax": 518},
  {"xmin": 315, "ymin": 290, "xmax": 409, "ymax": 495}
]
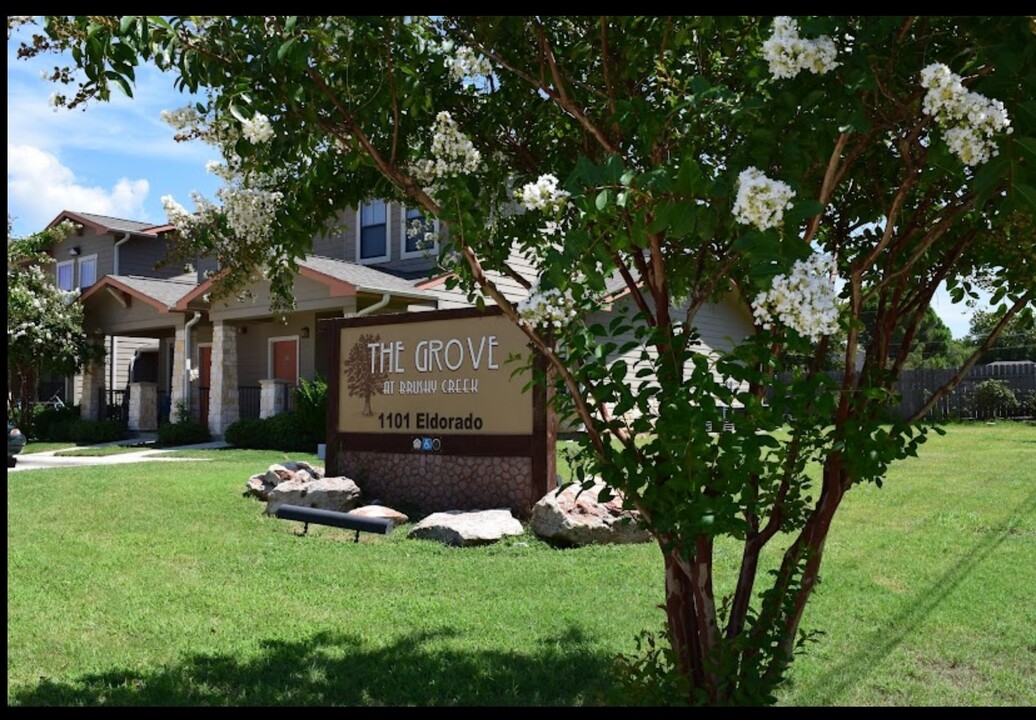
[
  {"xmin": 972, "ymin": 153, "xmax": 1009, "ymax": 200},
  {"xmin": 277, "ymin": 38, "xmax": 297, "ymax": 61},
  {"xmin": 105, "ymin": 70, "xmax": 134, "ymax": 98},
  {"xmin": 595, "ymin": 189, "xmax": 611, "ymax": 211},
  {"xmin": 1014, "ymin": 184, "xmax": 1036, "ymax": 213},
  {"xmin": 1015, "ymin": 137, "xmax": 1036, "ymax": 165}
]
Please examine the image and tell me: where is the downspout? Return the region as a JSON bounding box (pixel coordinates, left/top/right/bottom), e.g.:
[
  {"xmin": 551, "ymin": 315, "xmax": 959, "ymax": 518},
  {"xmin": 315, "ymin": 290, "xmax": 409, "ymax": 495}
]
[
  {"xmin": 182, "ymin": 311, "xmax": 202, "ymax": 421},
  {"xmin": 113, "ymin": 232, "xmax": 130, "ymax": 276},
  {"xmin": 356, "ymin": 293, "xmax": 391, "ymax": 317}
]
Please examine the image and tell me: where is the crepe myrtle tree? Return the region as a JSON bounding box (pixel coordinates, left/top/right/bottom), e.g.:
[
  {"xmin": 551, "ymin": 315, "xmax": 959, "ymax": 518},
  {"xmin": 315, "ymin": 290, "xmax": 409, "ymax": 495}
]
[
  {"xmin": 19, "ymin": 16, "xmax": 1035, "ymax": 704},
  {"xmin": 7, "ymin": 218, "xmax": 103, "ymax": 431}
]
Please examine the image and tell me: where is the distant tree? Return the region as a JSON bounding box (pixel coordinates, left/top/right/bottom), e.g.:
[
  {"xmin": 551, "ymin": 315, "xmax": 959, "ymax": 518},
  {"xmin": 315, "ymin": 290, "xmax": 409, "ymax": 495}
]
[
  {"xmin": 861, "ymin": 301, "xmax": 967, "ymax": 369},
  {"xmin": 7, "ymin": 217, "xmax": 102, "ymax": 431},
  {"xmin": 344, "ymin": 333, "xmax": 388, "ymax": 416},
  {"xmin": 966, "ymin": 309, "xmax": 1036, "ymax": 363}
]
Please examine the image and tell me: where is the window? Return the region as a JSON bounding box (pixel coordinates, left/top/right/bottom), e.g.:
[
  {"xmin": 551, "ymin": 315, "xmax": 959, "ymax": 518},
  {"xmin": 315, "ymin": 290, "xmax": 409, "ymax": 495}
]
[
  {"xmin": 78, "ymin": 254, "xmax": 98, "ymax": 288},
  {"xmin": 356, "ymin": 200, "xmax": 389, "ymax": 263},
  {"xmin": 401, "ymin": 207, "xmax": 440, "ymax": 259},
  {"xmin": 56, "ymin": 260, "xmax": 74, "ymax": 291}
]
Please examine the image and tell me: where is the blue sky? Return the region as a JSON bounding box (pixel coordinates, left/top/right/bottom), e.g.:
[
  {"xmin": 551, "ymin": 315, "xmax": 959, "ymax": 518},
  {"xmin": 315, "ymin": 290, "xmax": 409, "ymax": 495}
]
[
  {"xmin": 6, "ymin": 22, "xmax": 989, "ymax": 338},
  {"xmin": 6, "ymin": 24, "xmax": 221, "ymax": 238}
]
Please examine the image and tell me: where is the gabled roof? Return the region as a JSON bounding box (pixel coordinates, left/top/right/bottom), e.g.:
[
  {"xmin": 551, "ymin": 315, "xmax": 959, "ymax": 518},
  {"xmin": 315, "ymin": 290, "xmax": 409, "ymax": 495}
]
[
  {"xmin": 174, "ymin": 255, "xmax": 436, "ymax": 311},
  {"xmin": 298, "ymin": 256, "xmax": 432, "ymax": 297},
  {"xmin": 45, "ymin": 210, "xmax": 163, "ymax": 236},
  {"xmin": 79, "ymin": 275, "xmax": 199, "ymax": 313}
]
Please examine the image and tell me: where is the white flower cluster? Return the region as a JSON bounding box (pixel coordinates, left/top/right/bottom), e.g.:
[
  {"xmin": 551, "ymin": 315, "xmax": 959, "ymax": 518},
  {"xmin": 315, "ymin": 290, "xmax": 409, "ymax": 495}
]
[
  {"xmin": 752, "ymin": 252, "xmax": 841, "ymax": 342},
  {"xmin": 161, "ymin": 105, "xmax": 203, "ymax": 132},
  {"xmin": 920, "ymin": 63, "xmax": 1012, "ymax": 167},
  {"xmin": 407, "ymin": 218, "xmax": 439, "ymax": 250},
  {"xmin": 733, "ymin": 167, "xmax": 796, "ymax": 232},
  {"xmin": 412, "ymin": 111, "xmax": 482, "ymax": 184},
  {"xmin": 218, "ymin": 186, "xmax": 284, "ymax": 243},
  {"xmin": 240, "ymin": 112, "xmax": 274, "ymax": 144},
  {"xmin": 448, "ymin": 45, "xmax": 493, "ymax": 82},
  {"xmin": 762, "ymin": 16, "xmax": 839, "ymax": 80},
  {"xmin": 162, "ymin": 194, "xmax": 197, "ymax": 233},
  {"xmin": 517, "ymin": 174, "xmax": 570, "ymax": 213},
  {"xmin": 516, "ymin": 284, "xmax": 578, "ymax": 332}
]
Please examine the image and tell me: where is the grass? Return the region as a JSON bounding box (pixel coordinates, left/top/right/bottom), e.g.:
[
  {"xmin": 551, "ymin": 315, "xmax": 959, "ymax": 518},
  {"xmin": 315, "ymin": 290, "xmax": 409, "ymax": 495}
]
[
  {"xmin": 7, "ymin": 424, "xmax": 1035, "ymax": 706},
  {"xmin": 21, "ymin": 441, "xmax": 77, "ymax": 454},
  {"xmin": 54, "ymin": 445, "xmax": 155, "ymax": 457}
]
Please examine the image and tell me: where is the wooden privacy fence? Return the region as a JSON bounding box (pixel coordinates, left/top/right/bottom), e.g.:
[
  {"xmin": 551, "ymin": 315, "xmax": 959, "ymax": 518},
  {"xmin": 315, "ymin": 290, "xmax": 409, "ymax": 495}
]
[
  {"xmin": 895, "ymin": 363, "xmax": 1035, "ymax": 420},
  {"xmin": 777, "ymin": 362, "xmax": 1035, "ymax": 421}
]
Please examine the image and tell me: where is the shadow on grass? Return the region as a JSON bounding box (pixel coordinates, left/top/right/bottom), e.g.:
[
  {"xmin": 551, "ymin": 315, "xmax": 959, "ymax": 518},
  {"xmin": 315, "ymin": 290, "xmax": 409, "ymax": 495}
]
[
  {"xmin": 11, "ymin": 626, "xmax": 621, "ymax": 706},
  {"xmin": 791, "ymin": 489, "xmax": 1036, "ymax": 702}
]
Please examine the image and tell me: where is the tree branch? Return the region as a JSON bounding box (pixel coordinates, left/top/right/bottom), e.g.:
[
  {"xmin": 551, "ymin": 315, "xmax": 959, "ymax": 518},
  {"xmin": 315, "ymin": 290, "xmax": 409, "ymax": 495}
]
[{"xmin": 802, "ymin": 133, "xmax": 849, "ymax": 246}]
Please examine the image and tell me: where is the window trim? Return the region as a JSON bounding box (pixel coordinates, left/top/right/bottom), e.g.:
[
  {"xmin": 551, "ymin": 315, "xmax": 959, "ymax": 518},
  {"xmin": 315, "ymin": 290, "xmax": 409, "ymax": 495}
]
[
  {"xmin": 355, "ymin": 200, "xmax": 391, "ymax": 265},
  {"xmin": 77, "ymin": 253, "xmax": 99, "ymax": 289},
  {"xmin": 399, "ymin": 206, "xmax": 441, "ymax": 260},
  {"xmin": 56, "ymin": 259, "xmax": 75, "ymax": 291}
]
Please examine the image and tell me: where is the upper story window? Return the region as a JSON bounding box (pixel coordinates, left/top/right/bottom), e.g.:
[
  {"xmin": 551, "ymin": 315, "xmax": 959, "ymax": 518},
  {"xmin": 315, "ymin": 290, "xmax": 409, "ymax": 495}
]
[
  {"xmin": 56, "ymin": 260, "xmax": 74, "ymax": 291},
  {"xmin": 356, "ymin": 200, "xmax": 389, "ymax": 264},
  {"xmin": 78, "ymin": 254, "xmax": 98, "ymax": 288},
  {"xmin": 401, "ymin": 207, "xmax": 440, "ymax": 259}
]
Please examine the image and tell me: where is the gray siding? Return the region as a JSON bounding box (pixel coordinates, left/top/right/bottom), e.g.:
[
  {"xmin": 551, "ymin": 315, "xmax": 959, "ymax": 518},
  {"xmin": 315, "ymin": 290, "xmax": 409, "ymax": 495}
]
[
  {"xmin": 83, "ymin": 288, "xmax": 180, "ymax": 336},
  {"xmin": 50, "ymin": 227, "xmax": 115, "ymax": 289},
  {"xmin": 208, "ymin": 274, "xmax": 359, "ymax": 322},
  {"xmin": 113, "ymin": 337, "xmax": 161, "ymax": 389},
  {"xmin": 119, "ymin": 235, "xmax": 185, "ymax": 278},
  {"xmin": 312, "ymin": 203, "xmax": 438, "ymax": 276},
  {"xmin": 585, "ymin": 292, "xmax": 755, "ymax": 404}
]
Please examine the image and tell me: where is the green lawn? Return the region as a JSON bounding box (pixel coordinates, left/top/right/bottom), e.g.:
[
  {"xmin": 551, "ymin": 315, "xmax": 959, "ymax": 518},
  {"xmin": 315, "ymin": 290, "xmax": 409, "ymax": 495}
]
[
  {"xmin": 7, "ymin": 424, "xmax": 1034, "ymax": 706},
  {"xmin": 20, "ymin": 441, "xmax": 77, "ymax": 454},
  {"xmin": 54, "ymin": 445, "xmax": 155, "ymax": 457}
]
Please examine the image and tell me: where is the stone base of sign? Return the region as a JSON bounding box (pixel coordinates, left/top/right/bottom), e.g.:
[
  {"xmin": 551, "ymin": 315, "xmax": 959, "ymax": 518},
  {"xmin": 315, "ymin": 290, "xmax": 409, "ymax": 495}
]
[{"xmin": 337, "ymin": 450, "xmax": 535, "ymax": 519}]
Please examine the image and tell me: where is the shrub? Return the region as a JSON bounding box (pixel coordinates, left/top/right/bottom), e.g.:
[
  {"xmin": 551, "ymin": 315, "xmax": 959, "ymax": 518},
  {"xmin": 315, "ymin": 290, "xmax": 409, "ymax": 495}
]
[
  {"xmin": 225, "ymin": 418, "xmax": 270, "ymax": 449},
  {"xmin": 157, "ymin": 419, "xmax": 211, "ymax": 447},
  {"xmin": 294, "ymin": 376, "xmax": 328, "ymax": 443},
  {"xmin": 68, "ymin": 419, "xmax": 125, "ymax": 444},
  {"xmin": 224, "ymin": 412, "xmax": 318, "ymax": 452},
  {"xmin": 971, "ymin": 379, "xmax": 1020, "ymax": 418},
  {"xmin": 1024, "ymin": 390, "xmax": 1036, "ymax": 417},
  {"xmin": 30, "ymin": 403, "xmax": 81, "ymax": 441}
]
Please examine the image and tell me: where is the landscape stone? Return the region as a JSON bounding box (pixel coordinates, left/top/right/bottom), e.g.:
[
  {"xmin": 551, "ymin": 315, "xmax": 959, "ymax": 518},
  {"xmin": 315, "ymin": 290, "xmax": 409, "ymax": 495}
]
[
  {"xmin": 407, "ymin": 509, "xmax": 524, "ymax": 547},
  {"xmin": 266, "ymin": 476, "xmax": 362, "ymax": 515},
  {"xmin": 529, "ymin": 481, "xmax": 650, "ymax": 546}
]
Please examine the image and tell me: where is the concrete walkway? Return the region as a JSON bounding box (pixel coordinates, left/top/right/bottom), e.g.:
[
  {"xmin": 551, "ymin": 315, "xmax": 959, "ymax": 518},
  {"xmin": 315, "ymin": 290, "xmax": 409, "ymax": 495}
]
[{"xmin": 8, "ymin": 438, "xmax": 231, "ymax": 473}]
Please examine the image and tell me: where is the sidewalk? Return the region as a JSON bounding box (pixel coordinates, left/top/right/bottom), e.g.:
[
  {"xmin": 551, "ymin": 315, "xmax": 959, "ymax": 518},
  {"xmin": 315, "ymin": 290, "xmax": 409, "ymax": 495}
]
[{"xmin": 9, "ymin": 437, "xmax": 231, "ymax": 473}]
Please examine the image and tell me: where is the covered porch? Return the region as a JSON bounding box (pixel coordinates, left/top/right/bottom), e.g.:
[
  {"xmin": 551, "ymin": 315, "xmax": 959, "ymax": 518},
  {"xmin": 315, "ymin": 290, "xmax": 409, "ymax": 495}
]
[{"xmin": 175, "ymin": 256, "xmax": 438, "ymax": 437}]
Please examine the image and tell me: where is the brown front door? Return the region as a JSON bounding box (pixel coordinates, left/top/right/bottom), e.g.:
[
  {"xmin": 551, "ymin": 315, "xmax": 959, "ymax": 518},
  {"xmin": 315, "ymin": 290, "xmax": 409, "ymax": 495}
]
[
  {"xmin": 272, "ymin": 339, "xmax": 298, "ymax": 384},
  {"xmin": 199, "ymin": 345, "xmax": 212, "ymax": 424}
]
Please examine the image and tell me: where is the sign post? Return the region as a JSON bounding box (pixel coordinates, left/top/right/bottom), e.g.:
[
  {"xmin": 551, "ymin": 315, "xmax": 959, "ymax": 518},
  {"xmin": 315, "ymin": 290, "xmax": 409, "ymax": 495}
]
[{"xmin": 323, "ymin": 307, "xmax": 555, "ymax": 517}]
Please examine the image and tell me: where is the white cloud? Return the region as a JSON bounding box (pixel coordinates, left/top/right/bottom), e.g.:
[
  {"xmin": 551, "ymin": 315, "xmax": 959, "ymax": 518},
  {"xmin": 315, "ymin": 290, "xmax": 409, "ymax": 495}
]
[{"xmin": 7, "ymin": 144, "xmax": 150, "ymax": 229}]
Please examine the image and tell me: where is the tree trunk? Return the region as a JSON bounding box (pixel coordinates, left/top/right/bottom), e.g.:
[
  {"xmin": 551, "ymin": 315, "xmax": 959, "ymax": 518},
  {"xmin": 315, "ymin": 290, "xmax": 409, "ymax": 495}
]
[
  {"xmin": 664, "ymin": 550, "xmax": 703, "ymax": 698},
  {"xmin": 663, "ymin": 546, "xmax": 723, "ymax": 703}
]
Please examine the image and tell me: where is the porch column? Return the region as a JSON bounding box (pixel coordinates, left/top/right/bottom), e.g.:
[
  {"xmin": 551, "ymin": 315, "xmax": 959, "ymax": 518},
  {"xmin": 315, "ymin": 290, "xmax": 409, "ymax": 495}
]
[
  {"xmin": 208, "ymin": 321, "xmax": 240, "ymax": 436},
  {"xmin": 80, "ymin": 353, "xmax": 106, "ymax": 421},
  {"xmin": 170, "ymin": 324, "xmax": 187, "ymax": 422},
  {"xmin": 260, "ymin": 378, "xmax": 290, "ymax": 419},
  {"xmin": 128, "ymin": 382, "xmax": 157, "ymax": 431}
]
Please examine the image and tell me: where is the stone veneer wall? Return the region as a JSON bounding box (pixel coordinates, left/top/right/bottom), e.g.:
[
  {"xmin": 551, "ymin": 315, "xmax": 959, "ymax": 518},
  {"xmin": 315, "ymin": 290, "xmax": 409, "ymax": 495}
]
[{"xmin": 337, "ymin": 449, "xmax": 536, "ymax": 518}]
